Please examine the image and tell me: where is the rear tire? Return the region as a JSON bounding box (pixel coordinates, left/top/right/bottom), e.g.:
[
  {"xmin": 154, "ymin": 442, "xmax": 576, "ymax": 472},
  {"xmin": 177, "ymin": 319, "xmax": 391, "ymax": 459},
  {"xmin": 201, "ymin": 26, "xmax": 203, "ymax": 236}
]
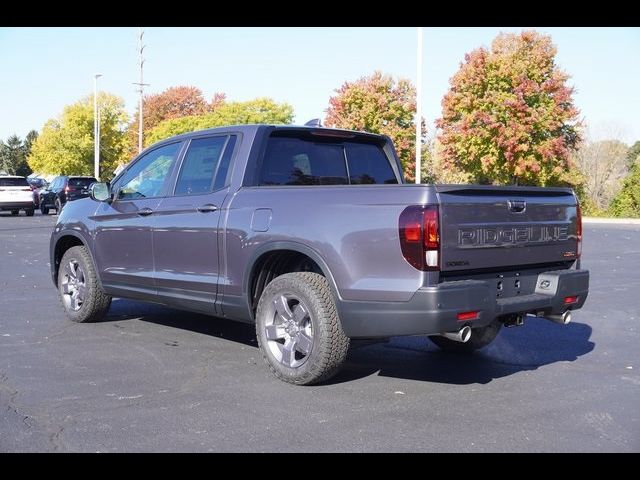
[
  {"xmin": 40, "ymin": 205, "xmax": 49, "ymax": 215},
  {"xmin": 10, "ymin": 210, "xmax": 18, "ymax": 215},
  {"xmin": 255, "ymin": 272, "xmax": 350, "ymax": 385},
  {"xmin": 58, "ymin": 245, "xmax": 112, "ymax": 323},
  {"xmin": 429, "ymin": 321, "xmax": 502, "ymax": 353},
  {"xmin": 25, "ymin": 209, "xmax": 34, "ymax": 217},
  {"xmin": 55, "ymin": 198, "xmax": 62, "ymax": 213}
]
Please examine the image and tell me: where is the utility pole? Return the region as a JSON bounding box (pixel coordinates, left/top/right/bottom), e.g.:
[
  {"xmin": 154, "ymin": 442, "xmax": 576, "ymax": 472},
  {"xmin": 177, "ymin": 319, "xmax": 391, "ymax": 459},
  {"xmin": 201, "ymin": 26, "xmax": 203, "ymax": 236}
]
[
  {"xmin": 93, "ymin": 73, "xmax": 103, "ymax": 180},
  {"xmin": 133, "ymin": 27, "xmax": 150, "ymax": 154},
  {"xmin": 415, "ymin": 27, "xmax": 423, "ymax": 184}
]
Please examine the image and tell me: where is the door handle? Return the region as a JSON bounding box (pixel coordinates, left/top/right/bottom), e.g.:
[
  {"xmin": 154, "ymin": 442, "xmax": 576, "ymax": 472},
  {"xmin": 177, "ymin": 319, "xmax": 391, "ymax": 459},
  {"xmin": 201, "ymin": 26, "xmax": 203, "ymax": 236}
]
[
  {"xmin": 137, "ymin": 207, "xmax": 154, "ymax": 216},
  {"xmin": 197, "ymin": 204, "xmax": 218, "ymax": 213}
]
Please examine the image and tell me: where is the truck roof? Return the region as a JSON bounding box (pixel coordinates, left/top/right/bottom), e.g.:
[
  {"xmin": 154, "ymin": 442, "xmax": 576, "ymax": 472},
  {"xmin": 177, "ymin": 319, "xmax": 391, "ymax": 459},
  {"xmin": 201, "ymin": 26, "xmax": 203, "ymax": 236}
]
[{"xmin": 150, "ymin": 124, "xmax": 387, "ymax": 147}]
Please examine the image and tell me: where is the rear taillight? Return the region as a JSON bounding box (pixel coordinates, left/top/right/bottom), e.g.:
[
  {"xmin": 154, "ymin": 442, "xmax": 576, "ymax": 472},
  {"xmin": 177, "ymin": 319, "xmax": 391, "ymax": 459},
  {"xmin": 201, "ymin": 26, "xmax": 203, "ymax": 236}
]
[
  {"xmin": 64, "ymin": 185, "xmax": 70, "ymax": 193},
  {"xmin": 399, "ymin": 205, "xmax": 440, "ymax": 271},
  {"xmin": 576, "ymin": 203, "xmax": 582, "ymax": 258}
]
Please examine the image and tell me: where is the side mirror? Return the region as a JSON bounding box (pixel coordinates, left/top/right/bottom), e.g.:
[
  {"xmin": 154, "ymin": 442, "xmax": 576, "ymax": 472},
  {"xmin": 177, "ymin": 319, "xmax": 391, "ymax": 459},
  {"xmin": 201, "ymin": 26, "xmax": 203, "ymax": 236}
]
[{"xmin": 89, "ymin": 182, "xmax": 111, "ymax": 202}]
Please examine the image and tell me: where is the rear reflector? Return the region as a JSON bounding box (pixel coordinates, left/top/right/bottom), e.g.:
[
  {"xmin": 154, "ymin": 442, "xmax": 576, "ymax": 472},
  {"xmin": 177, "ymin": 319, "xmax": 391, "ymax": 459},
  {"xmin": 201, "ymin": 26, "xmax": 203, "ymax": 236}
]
[
  {"xmin": 564, "ymin": 296, "xmax": 578, "ymax": 304},
  {"xmin": 457, "ymin": 311, "xmax": 479, "ymax": 321}
]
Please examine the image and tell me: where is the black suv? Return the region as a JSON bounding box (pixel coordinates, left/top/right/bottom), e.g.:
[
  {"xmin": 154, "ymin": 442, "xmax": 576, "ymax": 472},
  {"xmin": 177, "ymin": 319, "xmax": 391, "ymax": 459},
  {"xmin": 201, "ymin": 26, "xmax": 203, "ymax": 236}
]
[{"xmin": 39, "ymin": 176, "xmax": 97, "ymax": 214}]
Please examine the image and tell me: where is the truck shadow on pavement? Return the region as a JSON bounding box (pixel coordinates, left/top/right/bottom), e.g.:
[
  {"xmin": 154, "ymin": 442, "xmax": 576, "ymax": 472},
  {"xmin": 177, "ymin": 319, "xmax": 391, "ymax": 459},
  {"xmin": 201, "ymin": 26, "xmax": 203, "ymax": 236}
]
[
  {"xmin": 106, "ymin": 299, "xmax": 594, "ymax": 386},
  {"xmin": 336, "ymin": 317, "xmax": 595, "ymax": 385}
]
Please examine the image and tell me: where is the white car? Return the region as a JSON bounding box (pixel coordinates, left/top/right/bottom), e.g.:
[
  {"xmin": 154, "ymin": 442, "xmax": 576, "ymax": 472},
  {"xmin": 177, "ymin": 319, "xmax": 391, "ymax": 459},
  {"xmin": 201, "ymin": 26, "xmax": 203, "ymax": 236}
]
[{"xmin": 0, "ymin": 176, "xmax": 35, "ymax": 216}]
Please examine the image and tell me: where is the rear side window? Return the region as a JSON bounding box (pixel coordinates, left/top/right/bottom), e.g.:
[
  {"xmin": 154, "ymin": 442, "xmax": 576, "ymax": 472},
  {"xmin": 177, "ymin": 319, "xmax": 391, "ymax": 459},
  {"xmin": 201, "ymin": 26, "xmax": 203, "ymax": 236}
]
[
  {"xmin": 258, "ymin": 135, "xmax": 397, "ymax": 186},
  {"xmin": 174, "ymin": 136, "xmax": 228, "ymax": 196},
  {"xmin": 0, "ymin": 177, "xmax": 29, "ymax": 187},
  {"xmin": 69, "ymin": 177, "xmax": 97, "ymax": 188}
]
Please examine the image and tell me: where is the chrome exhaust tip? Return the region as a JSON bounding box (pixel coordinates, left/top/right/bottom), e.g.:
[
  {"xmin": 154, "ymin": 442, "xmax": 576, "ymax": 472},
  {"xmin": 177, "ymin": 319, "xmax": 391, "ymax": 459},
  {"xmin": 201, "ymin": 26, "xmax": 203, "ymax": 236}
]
[
  {"xmin": 545, "ymin": 310, "xmax": 572, "ymax": 325},
  {"xmin": 438, "ymin": 325, "xmax": 472, "ymax": 343}
]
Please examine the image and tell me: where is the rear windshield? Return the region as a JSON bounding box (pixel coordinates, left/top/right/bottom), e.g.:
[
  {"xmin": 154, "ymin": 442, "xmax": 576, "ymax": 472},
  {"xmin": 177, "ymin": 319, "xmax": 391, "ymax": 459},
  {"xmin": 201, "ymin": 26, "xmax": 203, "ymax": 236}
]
[
  {"xmin": 0, "ymin": 177, "xmax": 29, "ymax": 187},
  {"xmin": 69, "ymin": 177, "xmax": 97, "ymax": 187},
  {"xmin": 258, "ymin": 135, "xmax": 398, "ymax": 186}
]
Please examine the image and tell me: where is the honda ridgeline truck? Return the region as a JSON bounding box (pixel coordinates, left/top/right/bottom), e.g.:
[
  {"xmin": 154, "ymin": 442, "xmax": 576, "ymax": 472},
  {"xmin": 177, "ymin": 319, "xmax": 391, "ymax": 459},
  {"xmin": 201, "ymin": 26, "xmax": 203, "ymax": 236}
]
[{"xmin": 50, "ymin": 125, "xmax": 589, "ymax": 385}]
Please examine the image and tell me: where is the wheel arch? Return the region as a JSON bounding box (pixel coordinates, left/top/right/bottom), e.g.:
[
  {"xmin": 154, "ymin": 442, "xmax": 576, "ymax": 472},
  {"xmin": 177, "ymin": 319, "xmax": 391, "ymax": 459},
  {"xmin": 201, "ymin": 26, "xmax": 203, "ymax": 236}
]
[
  {"xmin": 244, "ymin": 241, "xmax": 342, "ymax": 320},
  {"xmin": 52, "ymin": 232, "xmax": 97, "ymax": 285}
]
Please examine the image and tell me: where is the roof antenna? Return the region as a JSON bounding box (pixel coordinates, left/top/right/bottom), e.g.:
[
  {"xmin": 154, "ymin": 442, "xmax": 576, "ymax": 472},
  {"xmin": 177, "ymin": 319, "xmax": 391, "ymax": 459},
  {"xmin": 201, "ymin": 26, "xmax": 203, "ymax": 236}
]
[{"xmin": 304, "ymin": 118, "xmax": 322, "ymax": 127}]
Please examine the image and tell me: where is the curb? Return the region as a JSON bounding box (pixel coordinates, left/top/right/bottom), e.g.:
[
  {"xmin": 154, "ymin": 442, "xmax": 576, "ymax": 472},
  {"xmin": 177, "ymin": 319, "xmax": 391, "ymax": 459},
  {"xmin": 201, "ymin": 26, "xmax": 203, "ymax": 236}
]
[{"xmin": 583, "ymin": 217, "xmax": 640, "ymax": 225}]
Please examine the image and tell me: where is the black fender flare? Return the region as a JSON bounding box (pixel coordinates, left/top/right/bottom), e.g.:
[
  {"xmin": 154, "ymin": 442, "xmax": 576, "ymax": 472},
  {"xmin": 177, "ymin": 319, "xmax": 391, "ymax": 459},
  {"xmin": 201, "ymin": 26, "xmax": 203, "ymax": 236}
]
[{"xmin": 243, "ymin": 240, "xmax": 343, "ymax": 305}]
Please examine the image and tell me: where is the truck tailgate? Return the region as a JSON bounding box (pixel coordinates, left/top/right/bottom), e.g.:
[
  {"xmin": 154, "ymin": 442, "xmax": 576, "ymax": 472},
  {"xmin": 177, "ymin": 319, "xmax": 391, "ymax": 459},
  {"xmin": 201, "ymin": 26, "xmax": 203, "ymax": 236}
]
[{"xmin": 436, "ymin": 185, "xmax": 579, "ymax": 272}]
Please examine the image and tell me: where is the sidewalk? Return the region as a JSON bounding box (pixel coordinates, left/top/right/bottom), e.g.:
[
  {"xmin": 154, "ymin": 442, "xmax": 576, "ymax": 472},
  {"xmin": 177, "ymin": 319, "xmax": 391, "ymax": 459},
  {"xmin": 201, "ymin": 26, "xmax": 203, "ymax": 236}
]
[{"xmin": 583, "ymin": 217, "xmax": 640, "ymax": 225}]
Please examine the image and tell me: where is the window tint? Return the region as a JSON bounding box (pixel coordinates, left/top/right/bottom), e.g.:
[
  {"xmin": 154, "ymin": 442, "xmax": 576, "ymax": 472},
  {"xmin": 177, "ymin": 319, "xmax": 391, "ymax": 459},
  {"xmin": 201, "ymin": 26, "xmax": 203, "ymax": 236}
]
[
  {"xmin": 259, "ymin": 137, "xmax": 348, "ymax": 186},
  {"xmin": 0, "ymin": 177, "xmax": 29, "ymax": 187},
  {"xmin": 69, "ymin": 177, "xmax": 97, "ymax": 188},
  {"xmin": 174, "ymin": 136, "xmax": 227, "ymax": 196},
  {"xmin": 118, "ymin": 143, "xmax": 180, "ymax": 200},
  {"xmin": 345, "ymin": 143, "xmax": 398, "ymax": 185},
  {"xmin": 213, "ymin": 135, "xmax": 236, "ymax": 191}
]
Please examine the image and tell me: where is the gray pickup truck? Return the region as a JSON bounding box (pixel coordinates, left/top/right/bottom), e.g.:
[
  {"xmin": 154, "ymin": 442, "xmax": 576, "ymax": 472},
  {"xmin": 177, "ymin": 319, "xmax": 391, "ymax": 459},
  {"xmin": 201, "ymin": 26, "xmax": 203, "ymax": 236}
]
[{"xmin": 50, "ymin": 125, "xmax": 589, "ymax": 385}]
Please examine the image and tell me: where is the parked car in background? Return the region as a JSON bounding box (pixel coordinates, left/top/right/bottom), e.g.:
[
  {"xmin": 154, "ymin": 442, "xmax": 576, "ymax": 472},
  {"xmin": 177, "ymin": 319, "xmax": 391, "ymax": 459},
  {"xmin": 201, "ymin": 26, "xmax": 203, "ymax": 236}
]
[
  {"xmin": 27, "ymin": 177, "xmax": 49, "ymax": 208},
  {"xmin": 0, "ymin": 176, "xmax": 35, "ymax": 216},
  {"xmin": 39, "ymin": 176, "xmax": 97, "ymax": 214}
]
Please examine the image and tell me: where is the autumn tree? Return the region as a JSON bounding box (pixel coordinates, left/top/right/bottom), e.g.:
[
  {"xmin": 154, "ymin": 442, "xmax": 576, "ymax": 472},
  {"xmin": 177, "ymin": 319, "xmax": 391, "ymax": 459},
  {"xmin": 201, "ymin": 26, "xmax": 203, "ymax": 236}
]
[
  {"xmin": 609, "ymin": 156, "xmax": 640, "ymax": 218},
  {"xmin": 325, "ymin": 71, "xmax": 420, "ymax": 181},
  {"xmin": 437, "ymin": 31, "xmax": 581, "ymax": 186},
  {"xmin": 28, "ymin": 93, "xmax": 130, "ymax": 178},
  {"xmin": 146, "ymin": 97, "xmax": 294, "ymax": 145},
  {"xmin": 125, "ymin": 86, "xmax": 220, "ymax": 159},
  {"xmin": 575, "ymin": 139, "xmax": 629, "ymax": 210}
]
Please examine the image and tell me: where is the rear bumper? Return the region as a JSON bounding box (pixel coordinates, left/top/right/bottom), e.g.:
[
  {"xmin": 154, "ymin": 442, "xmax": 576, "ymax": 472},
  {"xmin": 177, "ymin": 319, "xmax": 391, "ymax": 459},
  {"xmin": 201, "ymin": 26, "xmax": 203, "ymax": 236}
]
[
  {"xmin": 338, "ymin": 269, "xmax": 589, "ymax": 338},
  {"xmin": 0, "ymin": 201, "xmax": 35, "ymax": 210}
]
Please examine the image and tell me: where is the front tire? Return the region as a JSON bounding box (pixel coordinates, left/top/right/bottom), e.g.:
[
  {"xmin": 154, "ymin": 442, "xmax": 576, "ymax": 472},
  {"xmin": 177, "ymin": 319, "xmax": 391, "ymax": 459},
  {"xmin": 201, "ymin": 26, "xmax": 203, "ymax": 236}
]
[
  {"xmin": 25, "ymin": 209, "xmax": 34, "ymax": 217},
  {"xmin": 10, "ymin": 210, "xmax": 18, "ymax": 215},
  {"xmin": 58, "ymin": 245, "xmax": 112, "ymax": 323},
  {"xmin": 429, "ymin": 321, "xmax": 502, "ymax": 353},
  {"xmin": 255, "ymin": 272, "xmax": 350, "ymax": 385},
  {"xmin": 41, "ymin": 204, "xmax": 50, "ymax": 215}
]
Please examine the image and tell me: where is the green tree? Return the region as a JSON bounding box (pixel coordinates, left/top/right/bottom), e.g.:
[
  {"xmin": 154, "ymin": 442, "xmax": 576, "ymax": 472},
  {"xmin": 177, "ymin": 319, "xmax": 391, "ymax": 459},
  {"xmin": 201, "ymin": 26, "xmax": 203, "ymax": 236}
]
[
  {"xmin": 28, "ymin": 93, "xmax": 130, "ymax": 179},
  {"xmin": 609, "ymin": 158, "xmax": 640, "ymax": 218},
  {"xmin": 627, "ymin": 141, "xmax": 640, "ymax": 168},
  {"xmin": 0, "ymin": 134, "xmax": 32, "ymax": 176},
  {"xmin": 437, "ymin": 31, "xmax": 581, "ymax": 186},
  {"xmin": 146, "ymin": 97, "xmax": 294, "ymax": 145},
  {"xmin": 324, "ymin": 71, "xmax": 420, "ymax": 182}
]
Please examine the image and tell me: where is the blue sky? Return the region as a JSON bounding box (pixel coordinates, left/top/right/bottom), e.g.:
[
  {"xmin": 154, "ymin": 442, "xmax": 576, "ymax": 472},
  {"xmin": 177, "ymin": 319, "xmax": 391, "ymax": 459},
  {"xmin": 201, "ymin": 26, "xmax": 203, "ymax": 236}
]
[{"xmin": 1, "ymin": 27, "xmax": 638, "ymax": 144}]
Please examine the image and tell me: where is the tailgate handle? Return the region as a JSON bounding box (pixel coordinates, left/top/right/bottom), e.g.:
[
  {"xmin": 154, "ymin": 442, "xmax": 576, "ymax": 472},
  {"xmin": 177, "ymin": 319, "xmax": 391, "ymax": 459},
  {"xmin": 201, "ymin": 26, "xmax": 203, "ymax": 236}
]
[{"xmin": 508, "ymin": 200, "xmax": 526, "ymax": 214}]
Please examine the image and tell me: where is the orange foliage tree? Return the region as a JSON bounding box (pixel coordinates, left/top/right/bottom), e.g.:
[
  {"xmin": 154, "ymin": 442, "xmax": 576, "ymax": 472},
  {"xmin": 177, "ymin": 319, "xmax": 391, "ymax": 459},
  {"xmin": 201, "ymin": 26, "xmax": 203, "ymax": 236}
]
[
  {"xmin": 325, "ymin": 71, "xmax": 421, "ymax": 182},
  {"xmin": 437, "ymin": 31, "xmax": 581, "ymax": 186}
]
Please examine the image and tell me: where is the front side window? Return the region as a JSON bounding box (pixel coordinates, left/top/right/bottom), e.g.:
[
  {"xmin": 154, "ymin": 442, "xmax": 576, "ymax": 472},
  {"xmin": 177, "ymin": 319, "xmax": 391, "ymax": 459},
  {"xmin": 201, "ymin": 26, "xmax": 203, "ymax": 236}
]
[
  {"xmin": 174, "ymin": 136, "xmax": 228, "ymax": 196},
  {"xmin": 117, "ymin": 143, "xmax": 180, "ymax": 200}
]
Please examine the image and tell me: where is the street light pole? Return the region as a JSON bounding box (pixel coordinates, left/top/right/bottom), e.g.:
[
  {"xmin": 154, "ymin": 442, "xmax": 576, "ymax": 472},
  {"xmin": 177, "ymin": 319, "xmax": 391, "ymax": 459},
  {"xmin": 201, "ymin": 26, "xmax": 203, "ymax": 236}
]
[
  {"xmin": 415, "ymin": 27, "xmax": 423, "ymax": 184},
  {"xmin": 133, "ymin": 27, "xmax": 150, "ymax": 154},
  {"xmin": 93, "ymin": 73, "xmax": 103, "ymax": 180}
]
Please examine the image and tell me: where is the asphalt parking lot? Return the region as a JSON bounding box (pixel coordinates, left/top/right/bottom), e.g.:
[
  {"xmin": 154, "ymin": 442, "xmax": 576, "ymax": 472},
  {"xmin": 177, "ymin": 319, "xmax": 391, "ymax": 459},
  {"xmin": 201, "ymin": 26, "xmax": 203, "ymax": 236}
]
[{"xmin": 1, "ymin": 211, "xmax": 638, "ymax": 452}]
